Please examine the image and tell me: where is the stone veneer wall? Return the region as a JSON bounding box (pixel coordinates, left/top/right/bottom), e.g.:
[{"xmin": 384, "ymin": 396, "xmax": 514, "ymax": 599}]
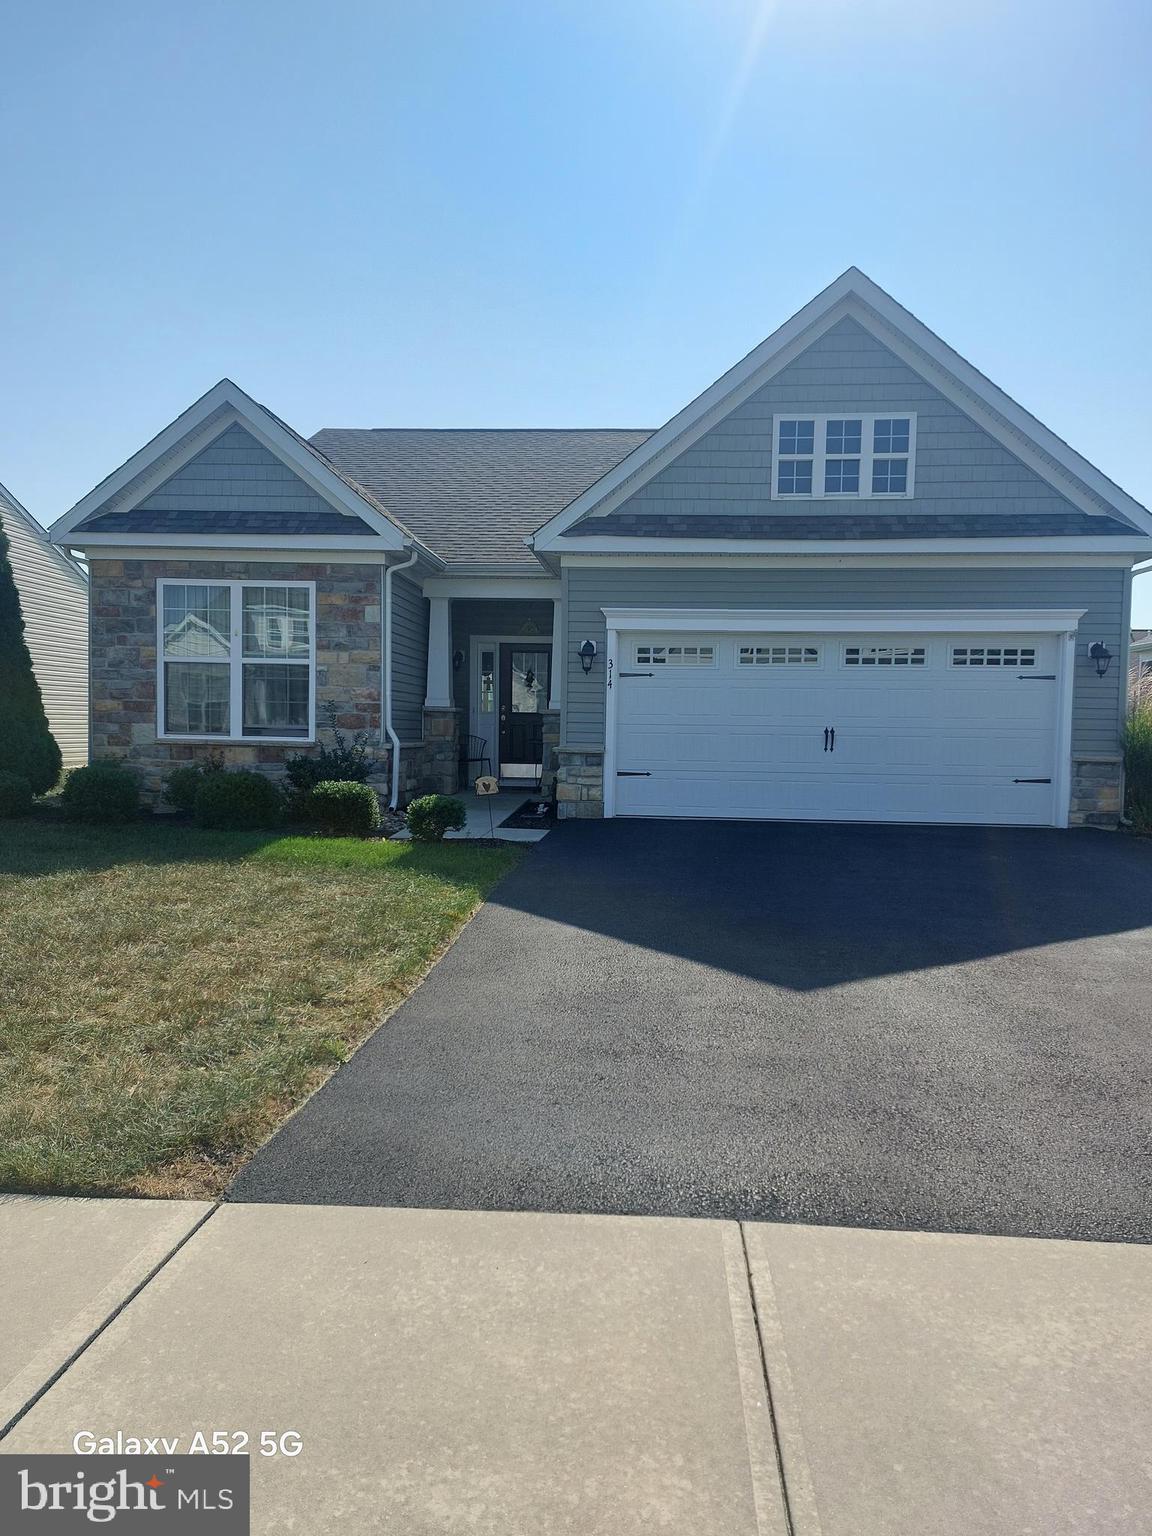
[
  {"xmin": 540, "ymin": 710, "xmax": 560, "ymax": 799},
  {"xmin": 555, "ymin": 748, "xmax": 604, "ymax": 819},
  {"xmin": 1069, "ymin": 755, "xmax": 1123, "ymax": 828},
  {"xmin": 90, "ymin": 558, "xmax": 382, "ymax": 803}
]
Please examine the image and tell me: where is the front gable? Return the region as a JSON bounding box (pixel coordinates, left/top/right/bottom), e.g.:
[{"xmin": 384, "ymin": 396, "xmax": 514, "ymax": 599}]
[
  {"xmin": 532, "ymin": 270, "xmax": 1152, "ymax": 550},
  {"xmin": 52, "ymin": 379, "xmax": 425, "ymax": 555},
  {"xmin": 77, "ymin": 423, "xmax": 377, "ymax": 536}
]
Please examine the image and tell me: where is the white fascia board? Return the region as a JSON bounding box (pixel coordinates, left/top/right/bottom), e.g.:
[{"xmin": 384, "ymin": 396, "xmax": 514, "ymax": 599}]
[
  {"xmin": 601, "ymin": 607, "xmax": 1088, "ymax": 634},
  {"xmin": 73, "ymin": 544, "xmax": 427, "ymax": 565},
  {"xmin": 562, "ymin": 552, "xmax": 1138, "ymax": 569},
  {"xmin": 555, "ymin": 536, "xmax": 1152, "ymax": 557},
  {"xmin": 50, "ymin": 379, "xmax": 415, "ymax": 551},
  {"xmin": 531, "ymin": 267, "xmax": 1152, "ymax": 546},
  {"xmin": 60, "ymin": 532, "xmax": 417, "ymax": 552},
  {"xmin": 422, "ymin": 575, "xmax": 561, "ymax": 599}
]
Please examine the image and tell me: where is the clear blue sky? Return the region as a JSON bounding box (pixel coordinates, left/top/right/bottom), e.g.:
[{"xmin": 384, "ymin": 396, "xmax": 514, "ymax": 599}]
[{"xmin": 3, "ymin": 0, "xmax": 1150, "ymax": 617}]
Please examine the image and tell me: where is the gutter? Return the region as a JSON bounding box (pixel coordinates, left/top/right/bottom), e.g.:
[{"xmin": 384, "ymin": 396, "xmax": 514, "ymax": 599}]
[{"xmin": 382, "ymin": 548, "xmax": 419, "ymax": 810}]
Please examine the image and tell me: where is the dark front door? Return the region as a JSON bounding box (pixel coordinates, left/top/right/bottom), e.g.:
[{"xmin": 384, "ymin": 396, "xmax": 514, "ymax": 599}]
[{"xmin": 498, "ymin": 644, "xmax": 551, "ymax": 780}]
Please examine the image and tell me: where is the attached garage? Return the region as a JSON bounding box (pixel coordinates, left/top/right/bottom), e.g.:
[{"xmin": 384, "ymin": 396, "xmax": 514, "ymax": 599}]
[{"xmin": 604, "ymin": 610, "xmax": 1080, "ymax": 827}]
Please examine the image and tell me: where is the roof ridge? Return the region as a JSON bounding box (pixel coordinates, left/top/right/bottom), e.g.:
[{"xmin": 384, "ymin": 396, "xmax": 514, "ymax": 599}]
[{"xmin": 311, "ymin": 426, "xmax": 654, "ymax": 435}]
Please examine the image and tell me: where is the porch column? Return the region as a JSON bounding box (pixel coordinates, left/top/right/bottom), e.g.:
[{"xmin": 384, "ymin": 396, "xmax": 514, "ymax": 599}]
[
  {"xmin": 548, "ymin": 596, "xmax": 563, "ymax": 710},
  {"xmin": 424, "ymin": 595, "xmax": 453, "ymax": 708}
]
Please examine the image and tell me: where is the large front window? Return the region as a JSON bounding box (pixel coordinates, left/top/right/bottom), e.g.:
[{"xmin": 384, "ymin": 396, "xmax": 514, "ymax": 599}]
[{"xmin": 159, "ymin": 580, "xmax": 315, "ymax": 740}]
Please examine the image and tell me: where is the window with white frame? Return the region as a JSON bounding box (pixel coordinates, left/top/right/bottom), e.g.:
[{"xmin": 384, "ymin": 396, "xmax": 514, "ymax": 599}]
[
  {"xmin": 159, "ymin": 580, "xmax": 315, "ymax": 740},
  {"xmin": 635, "ymin": 643, "xmax": 715, "ymax": 667},
  {"xmin": 951, "ymin": 645, "xmax": 1036, "ymax": 668},
  {"xmin": 773, "ymin": 414, "xmax": 915, "ymax": 499},
  {"xmin": 738, "ymin": 645, "xmax": 820, "ymax": 666},
  {"xmin": 844, "ymin": 644, "xmax": 926, "ymax": 666}
]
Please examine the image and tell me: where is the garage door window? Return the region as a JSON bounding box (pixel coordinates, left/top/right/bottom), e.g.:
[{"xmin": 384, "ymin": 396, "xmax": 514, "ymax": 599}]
[
  {"xmin": 844, "ymin": 645, "xmax": 926, "ymax": 666},
  {"xmin": 636, "ymin": 644, "xmax": 715, "ymax": 667},
  {"xmin": 738, "ymin": 645, "xmax": 820, "ymax": 666},
  {"xmin": 951, "ymin": 646, "xmax": 1036, "ymax": 667}
]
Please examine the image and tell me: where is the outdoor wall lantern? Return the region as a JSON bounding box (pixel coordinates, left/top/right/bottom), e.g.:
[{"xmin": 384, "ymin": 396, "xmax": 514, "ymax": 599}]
[
  {"xmin": 452, "ymin": 649, "xmax": 465, "ymax": 671},
  {"xmin": 1087, "ymin": 641, "xmax": 1113, "ymax": 678},
  {"xmin": 578, "ymin": 639, "xmax": 598, "ymax": 674}
]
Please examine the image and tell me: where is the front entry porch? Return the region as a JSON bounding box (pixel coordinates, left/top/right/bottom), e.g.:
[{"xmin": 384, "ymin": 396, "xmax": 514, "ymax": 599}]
[{"xmin": 421, "ymin": 589, "xmax": 562, "ymax": 797}]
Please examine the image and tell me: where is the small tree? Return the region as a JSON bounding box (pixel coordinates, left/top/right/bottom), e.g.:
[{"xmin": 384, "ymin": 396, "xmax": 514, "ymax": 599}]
[{"xmin": 0, "ymin": 516, "xmax": 63, "ymax": 794}]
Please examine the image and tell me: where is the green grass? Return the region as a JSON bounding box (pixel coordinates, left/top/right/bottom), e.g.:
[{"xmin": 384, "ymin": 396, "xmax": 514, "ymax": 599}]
[
  {"xmin": 1124, "ymin": 682, "xmax": 1152, "ymax": 830},
  {"xmin": 0, "ymin": 818, "xmax": 522, "ymax": 1197}
]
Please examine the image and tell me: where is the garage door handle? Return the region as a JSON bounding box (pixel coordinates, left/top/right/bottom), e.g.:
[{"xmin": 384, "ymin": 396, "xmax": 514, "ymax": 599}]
[
  {"xmin": 823, "ymin": 727, "xmax": 829, "ymax": 752},
  {"xmin": 619, "ymin": 672, "xmax": 654, "ymax": 678},
  {"xmin": 617, "ymin": 771, "xmax": 652, "ymax": 777},
  {"xmin": 1018, "ymin": 675, "xmax": 1056, "ymax": 680},
  {"xmin": 829, "ymin": 727, "xmax": 835, "ymax": 753},
  {"xmin": 1013, "ymin": 777, "xmax": 1052, "ymax": 784}
]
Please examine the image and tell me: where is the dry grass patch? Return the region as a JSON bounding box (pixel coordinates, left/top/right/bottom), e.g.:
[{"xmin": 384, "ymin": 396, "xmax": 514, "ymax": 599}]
[{"xmin": 0, "ymin": 820, "xmax": 522, "ymax": 1197}]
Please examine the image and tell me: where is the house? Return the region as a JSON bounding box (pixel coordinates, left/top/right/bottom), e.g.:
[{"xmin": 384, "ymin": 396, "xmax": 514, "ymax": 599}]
[
  {"xmin": 1, "ymin": 480, "xmax": 88, "ymax": 768},
  {"xmin": 50, "ymin": 269, "xmax": 1152, "ymax": 828},
  {"xmin": 1132, "ymin": 629, "xmax": 1152, "ymax": 683}
]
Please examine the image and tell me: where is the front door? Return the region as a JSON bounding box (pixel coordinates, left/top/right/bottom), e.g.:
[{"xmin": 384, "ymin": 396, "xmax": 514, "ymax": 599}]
[{"xmin": 498, "ymin": 644, "xmax": 551, "ymax": 781}]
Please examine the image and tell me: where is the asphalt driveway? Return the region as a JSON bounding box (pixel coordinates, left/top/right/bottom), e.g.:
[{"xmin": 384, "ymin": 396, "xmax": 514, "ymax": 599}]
[{"xmin": 231, "ymin": 821, "xmax": 1152, "ymax": 1241}]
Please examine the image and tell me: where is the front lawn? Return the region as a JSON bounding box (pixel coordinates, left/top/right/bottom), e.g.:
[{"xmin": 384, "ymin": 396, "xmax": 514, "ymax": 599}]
[{"xmin": 0, "ymin": 819, "xmax": 522, "ymax": 1197}]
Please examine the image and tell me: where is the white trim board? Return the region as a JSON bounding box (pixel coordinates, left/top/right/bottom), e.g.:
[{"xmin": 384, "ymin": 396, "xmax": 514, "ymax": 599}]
[
  {"xmin": 556, "ymin": 536, "xmax": 1152, "ymax": 557},
  {"xmin": 562, "ymin": 553, "xmax": 1138, "ymax": 569},
  {"xmin": 600, "ymin": 607, "xmax": 1087, "ymax": 635},
  {"xmin": 530, "ymin": 268, "xmax": 1152, "ymax": 546},
  {"xmin": 423, "ymin": 576, "xmax": 561, "ymax": 599}
]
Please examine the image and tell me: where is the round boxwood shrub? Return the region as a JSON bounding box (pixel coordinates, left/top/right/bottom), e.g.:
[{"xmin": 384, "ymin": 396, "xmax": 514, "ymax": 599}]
[
  {"xmin": 310, "ymin": 780, "xmax": 382, "ymax": 838},
  {"xmin": 193, "ymin": 770, "xmax": 283, "ymax": 830},
  {"xmin": 0, "ymin": 769, "xmax": 33, "ymax": 817},
  {"xmin": 163, "ymin": 761, "xmax": 225, "ymax": 813},
  {"xmin": 406, "ymin": 793, "xmax": 466, "ymax": 843},
  {"xmin": 60, "ymin": 762, "xmax": 140, "ymax": 822}
]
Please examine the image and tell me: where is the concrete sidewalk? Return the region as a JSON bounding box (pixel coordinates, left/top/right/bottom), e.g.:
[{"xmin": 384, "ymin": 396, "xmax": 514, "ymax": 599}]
[{"xmin": 2, "ymin": 1199, "xmax": 1150, "ymax": 1534}]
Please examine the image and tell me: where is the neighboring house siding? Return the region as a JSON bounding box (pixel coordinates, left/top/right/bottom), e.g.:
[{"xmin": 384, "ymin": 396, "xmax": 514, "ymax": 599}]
[
  {"xmin": 561, "ymin": 562, "xmax": 1127, "ymax": 758},
  {"xmin": 1, "ymin": 497, "xmax": 88, "ymax": 768},
  {"xmin": 134, "ymin": 423, "xmax": 341, "ymax": 520},
  {"xmin": 595, "ymin": 317, "xmax": 1094, "ymax": 526},
  {"xmin": 88, "ymin": 559, "xmax": 381, "ymax": 802},
  {"xmin": 390, "ymin": 574, "xmax": 428, "ymax": 741}
]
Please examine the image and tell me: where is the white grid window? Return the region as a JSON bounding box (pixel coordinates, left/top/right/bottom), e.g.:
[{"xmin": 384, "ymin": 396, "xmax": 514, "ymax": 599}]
[
  {"xmin": 773, "ymin": 414, "xmax": 916, "ymax": 499},
  {"xmin": 738, "ymin": 645, "xmax": 820, "ymax": 666},
  {"xmin": 845, "ymin": 645, "xmax": 926, "ymax": 667},
  {"xmin": 158, "ymin": 579, "xmax": 316, "ymax": 741},
  {"xmin": 636, "ymin": 644, "xmax": 715, "ymax": 667},
  {"xmin": 952, "ymin": 646, "xmax": 1037, "ymax": 667}
]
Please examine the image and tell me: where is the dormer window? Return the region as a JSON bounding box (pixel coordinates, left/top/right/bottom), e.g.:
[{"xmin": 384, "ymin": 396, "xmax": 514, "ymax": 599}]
[{"xmin": 773, "ymin": 414, "xmax": 916, "ymax": 499}]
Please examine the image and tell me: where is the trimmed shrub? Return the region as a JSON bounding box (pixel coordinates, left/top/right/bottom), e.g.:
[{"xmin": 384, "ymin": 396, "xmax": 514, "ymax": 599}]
[
  {"xmin": 193, "ymin": 770, "xmax": 283, "ymax": 830},
  {"xmin": 1123, "ymin": 682, "xmax": 1152, "ymax": 830},
  {"xmin": 60, "ymin": 762, "xmax": 140, "ymax": 822},
  {"xmin": 163, "ymin": 758, "xmax": 225, "ymax": 814},
  {"xmin": 0, "ymin": 769, "xmax": 33, "ymax": 817},
  {"xmin": 0, "ymin": 516, "xmax": 62, "ymax": 794},
  {"xmin": 310, "ymin": 780, "xmax": 382, "ymax": 838},
  {"xmin": 284, "ymin": 706, "xmax": 379, "ymax": 818},
  {"xmin": 406, "ymin": 794, "xmax": 466, "ymax": 843}
]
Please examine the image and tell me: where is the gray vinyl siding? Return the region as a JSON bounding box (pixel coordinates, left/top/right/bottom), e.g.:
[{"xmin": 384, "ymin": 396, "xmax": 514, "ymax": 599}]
[
  {"xmin": 1, "ymin": 497, "xmax": 88, "ymax": 768},
  {"xmin": 390, "ymin": 574, "xmax": 428, "ymax": 742},
  {"xmin": 603, "ymin": 316, "xmax": 1089, "ymax": 524},
  {"xmin": 138, "ymin": 423, "xmax": 338, "ymax": 518},
  {"xmin": 451, "ymin": 599, "xmax": 555, "ymax": 732},
  {"xmin": 562, "ymin": 563, "xmax": 1126, "ymax": 758}
]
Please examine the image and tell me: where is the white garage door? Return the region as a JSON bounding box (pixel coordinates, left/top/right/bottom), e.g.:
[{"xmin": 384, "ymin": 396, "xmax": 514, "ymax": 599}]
[{"xmin": 612, "ymin": 630, "xmax": 1062, "ymax": 825}]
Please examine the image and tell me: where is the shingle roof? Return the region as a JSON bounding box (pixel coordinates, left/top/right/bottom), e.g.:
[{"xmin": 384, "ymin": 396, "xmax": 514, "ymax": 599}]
[
  {"xmin": 310, "ymin": 428, "xmax": 652, "ymax": 564},
  {"xmin": 570, "ymin": 510, "xmax": 1139, "ymax": 540},
  {"xmin": 77, "ymin": 508, "xmax": 377, "ymax": 536}
]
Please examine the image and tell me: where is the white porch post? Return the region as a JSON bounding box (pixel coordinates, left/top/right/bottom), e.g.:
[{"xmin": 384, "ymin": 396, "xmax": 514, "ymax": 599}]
[
  {"xmin": 425, "ymin": 595, "xmax": 453, "ymax": 708},
  {"xmin": 548, "ymin": 595, "xmax": 564, "ymax": 710}
]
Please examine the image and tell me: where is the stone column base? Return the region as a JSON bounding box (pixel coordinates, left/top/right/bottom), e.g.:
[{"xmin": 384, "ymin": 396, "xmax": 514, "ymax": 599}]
[
  {"xmin": 420, "ymin": 707, "xmax": 462, "ymax": 795},
  {"xmin": 1069, "ymin": 755, "xmax": 1123, "ymax": 827},
  {"xmin": 556, "ymin": 748, "xmax": 604, "ymax": 820}
]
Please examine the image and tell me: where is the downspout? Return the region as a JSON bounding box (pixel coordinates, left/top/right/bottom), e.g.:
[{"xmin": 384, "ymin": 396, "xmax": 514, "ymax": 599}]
[{"xmin": 382, "ymin": 548, "xmax": 419, "ymax": 810}]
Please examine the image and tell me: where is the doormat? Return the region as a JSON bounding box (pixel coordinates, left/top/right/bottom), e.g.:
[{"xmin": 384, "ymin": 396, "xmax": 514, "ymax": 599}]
[{"xmin": 499, "ymin": 798, "xmax": 556, "ymax": 829}]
